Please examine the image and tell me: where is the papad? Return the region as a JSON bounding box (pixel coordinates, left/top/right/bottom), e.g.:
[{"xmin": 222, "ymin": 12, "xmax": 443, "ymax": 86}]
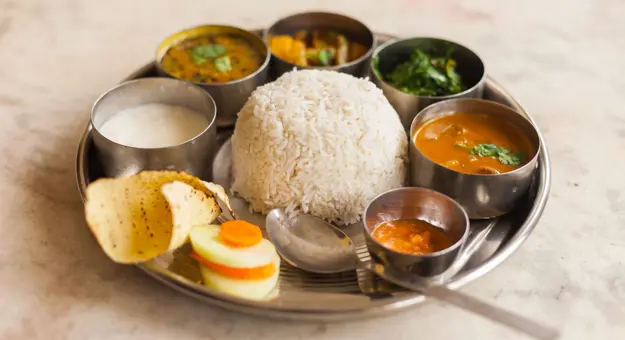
[{"xmin": 84, "ymin": 170, "xmax": 226, "ymax": 263}]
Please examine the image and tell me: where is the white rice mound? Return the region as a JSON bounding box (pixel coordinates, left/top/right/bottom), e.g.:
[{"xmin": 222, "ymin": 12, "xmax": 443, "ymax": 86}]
[{"xmin": 231, "ymin": 69, "xmax": 408, "ymax": 225}]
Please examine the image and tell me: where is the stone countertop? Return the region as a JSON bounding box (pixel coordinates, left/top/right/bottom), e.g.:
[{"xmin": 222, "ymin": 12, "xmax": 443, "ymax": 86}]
[{"xmin": 0, "ymin": 0, "xmax": 623, "ymax": 339}]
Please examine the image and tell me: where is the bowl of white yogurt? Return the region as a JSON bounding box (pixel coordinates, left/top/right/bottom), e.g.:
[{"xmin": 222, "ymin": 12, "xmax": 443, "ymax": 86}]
[{"xmin": 90, "ymin": 78, "xmax": 217, "ymax": 179}]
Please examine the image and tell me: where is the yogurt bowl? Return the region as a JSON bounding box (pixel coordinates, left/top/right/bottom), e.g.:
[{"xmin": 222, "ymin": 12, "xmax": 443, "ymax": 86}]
[{"xmin": 90, "ymin": 78, "xmax": 217, "ymax": 179}]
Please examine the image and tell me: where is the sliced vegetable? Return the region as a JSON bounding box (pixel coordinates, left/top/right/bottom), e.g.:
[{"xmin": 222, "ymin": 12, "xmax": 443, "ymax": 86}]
[
  {"xmin": 189, "ymin": 224, "xmax": 277, "ymax": 268},
  {"xmin": 191, "ymin": 252, "xmax": 277, "ymax": 280},
  {"xmin": 220, "ymin": 220, "xmax": 263, "ymax": 248},
  {"xmin": 336, "ymin": 34, "xmax": 349, "ymax": 64},
  {"xmin": 269, "ymin": 30, "xmax": 367, "ymax": 67}
]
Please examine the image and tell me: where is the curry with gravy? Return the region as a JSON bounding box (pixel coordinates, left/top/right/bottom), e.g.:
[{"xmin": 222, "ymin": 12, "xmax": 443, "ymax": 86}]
[
  {"xmin": 372, "ymin": 219, "xmax": 454, "ymax": 255},
  {"xmin": 161, "ymin": 34, "xmax": 264, "ymax": 84},
  {"xmin": 414, "ymin": 112, "xmax": 533, "ymax": 175}
]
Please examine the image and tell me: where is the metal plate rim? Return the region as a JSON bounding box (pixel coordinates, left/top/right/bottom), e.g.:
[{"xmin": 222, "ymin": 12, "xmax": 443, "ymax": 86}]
[{"xmin": 75, "ymin": 32, "xmax": 551, "ymax": 321}]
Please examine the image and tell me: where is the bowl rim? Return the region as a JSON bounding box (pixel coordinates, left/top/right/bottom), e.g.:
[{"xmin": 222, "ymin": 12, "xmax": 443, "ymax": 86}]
[
  {"xmin": 261, "ymin": 11, "xmax": 376, "ymax": 71},
  {"xmin": 409, "ymin": 98, "xmax": 542, "ymax": 178},
  {"xmin": 90, "ymin": 77, "xmax": 217, "ymax": 150},
  {"xmin": 362, "ymin": 186, "xmax": 470, "ymax": 259},
  {"xmin": 155, "ymin": 24, "xmax": 271, "ymax": 87},
  {"xmin": 370, "ymin": 36, "xmax": 487, "ymax": 99}
]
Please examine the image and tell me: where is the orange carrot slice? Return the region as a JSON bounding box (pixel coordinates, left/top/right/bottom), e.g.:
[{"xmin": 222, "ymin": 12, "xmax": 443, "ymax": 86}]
[
  {"xmin": 219, "ymin": 220, "xmax": 263, "ymax": 248},
  {"xmin": 191, "ymin": 252, "xmax": 276, "ymax": 280}
]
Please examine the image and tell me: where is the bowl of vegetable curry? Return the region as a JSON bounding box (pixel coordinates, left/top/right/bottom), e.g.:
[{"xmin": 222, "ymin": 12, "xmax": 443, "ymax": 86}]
[
  {"xmin": 156, "ymin": 25, "xmax": 270, "ymax": 127},
  {"xmin": 263, "ymin": 12, "xmax": 375, "ymax": 79},
  {"xmin": 409, "ymin": 99, "xmax": 541, "ymax": 219}
]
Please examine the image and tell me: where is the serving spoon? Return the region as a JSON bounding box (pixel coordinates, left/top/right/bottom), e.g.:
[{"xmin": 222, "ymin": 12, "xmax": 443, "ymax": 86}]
[{"xmin": 266, "ymin": 208, "xmax": 559, "ymax": 340}]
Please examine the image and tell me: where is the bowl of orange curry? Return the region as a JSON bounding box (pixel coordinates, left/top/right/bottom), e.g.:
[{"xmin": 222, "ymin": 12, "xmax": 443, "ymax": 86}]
[
  {"xmin": 263, "ymin": 11, "xmax": 375, "ymax": 79},
  {"xmin": 409, "ymin": 98, "xmax": 541, "ymax": 219},
  {"xmin": 156, "ymin": 25, "xmax": 270, "ymax": 127},
  {"xmin": 363, "ymin": 187, "xmax": 470, "ymax": 277}
]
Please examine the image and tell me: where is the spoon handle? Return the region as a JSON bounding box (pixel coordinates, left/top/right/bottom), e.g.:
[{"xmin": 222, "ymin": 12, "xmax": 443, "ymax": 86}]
[
  {"xmin": 437, "ymin": 218, "xmax": 498, "ymax": 281},
  {"xmin": 368, "ymin": 263, "xmax": 559, "ymax": 340},
  {"xmin": 424, "ymin": 286, "xmax": 559, "ymax": 340}
]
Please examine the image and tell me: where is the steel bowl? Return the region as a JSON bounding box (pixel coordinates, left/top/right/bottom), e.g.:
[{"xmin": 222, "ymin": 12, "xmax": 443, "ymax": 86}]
[
  {"xmin": 370, "ymin": 37, "xmax": 486, "ymax": 131},
  {"xmin": 156, "ymin": 25, "xmax": 270, "ymax": 127},
  {"xmin": 90, "ymin": 78, "xmax": 217, "ymax": 179},
  {"xmin": 263, "ymin": 11, "xmax": 375, "ymax": 79},
  {"xmin": 409, "ymin": 98, "xmax": 540, "ymax": 219},
  {"xmin": 363, "ymin": 187, "xmax": 470, "ymax": 277}
]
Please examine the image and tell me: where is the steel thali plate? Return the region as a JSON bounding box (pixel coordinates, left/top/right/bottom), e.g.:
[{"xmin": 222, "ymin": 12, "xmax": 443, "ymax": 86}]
[{"xmin": 75, "ymin": 31, "xmax": 551, "ymax": 321}]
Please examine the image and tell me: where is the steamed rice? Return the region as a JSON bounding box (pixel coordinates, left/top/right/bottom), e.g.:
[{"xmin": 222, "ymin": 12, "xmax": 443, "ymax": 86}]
[{"xmin": 231, "ymin": 69, "xmax": 408, "ymax": 225}]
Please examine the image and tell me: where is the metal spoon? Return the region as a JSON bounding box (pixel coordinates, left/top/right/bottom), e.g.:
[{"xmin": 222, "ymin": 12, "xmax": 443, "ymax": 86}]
[{"xmin": 266, "ymin": 208, "xmax": 559, "ymax": 340}]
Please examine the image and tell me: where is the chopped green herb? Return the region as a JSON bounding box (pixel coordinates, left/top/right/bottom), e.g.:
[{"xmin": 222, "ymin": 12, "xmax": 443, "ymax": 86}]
[
  {"xmin": 454, "ymin": 141, "xmax": 469, "ymax": 150},
  {"xmin": 317, "ymin": 49, "xmax": 334, "ymax": 66},
  {"xmin": 372, "ymin": 56, "xmax": 382, "ymax": 79},
  {"xmin": 214, "ymin": 56, "xmax": 232, "ymax": 72},
  {"xmin": 468, "ymin": 143, "xmax": 525, "ymax": 166},
  {"xmin": 470, "ymin": 143, "xmax": 502, "ymax": 157},
  {"xmin": 498, "ymin": 152, "xmax": 525, "ymax": 166},
  {"xmin": 191, "ymin": 54, "xmax": 208, "ymax": 65},
  {"xmin": 189, "ymin": 44, "xmax": 226, "ymax": 65},
  {"xmin": 192, "ymin": 44, "xmax": 226, "ymax": 58},
  {"xmin": 376, "ymin": 48, "xmax": 466, "ymax": 96}
]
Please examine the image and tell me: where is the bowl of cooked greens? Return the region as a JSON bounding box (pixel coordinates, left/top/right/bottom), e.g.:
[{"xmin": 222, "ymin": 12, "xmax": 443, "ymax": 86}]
[
  {"xmin": 370, "ymin": 37, "xmax": 485, "ymax": 130},
  {"xmin": 263, "ymin": 12, "xmax": 375, "ymax": 79}
]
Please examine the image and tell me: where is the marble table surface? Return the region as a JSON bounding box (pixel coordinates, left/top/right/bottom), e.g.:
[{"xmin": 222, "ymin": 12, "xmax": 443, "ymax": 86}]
[{"xmin": 0, "ymin": 0, "xmax": 623, "ymax": 339}]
